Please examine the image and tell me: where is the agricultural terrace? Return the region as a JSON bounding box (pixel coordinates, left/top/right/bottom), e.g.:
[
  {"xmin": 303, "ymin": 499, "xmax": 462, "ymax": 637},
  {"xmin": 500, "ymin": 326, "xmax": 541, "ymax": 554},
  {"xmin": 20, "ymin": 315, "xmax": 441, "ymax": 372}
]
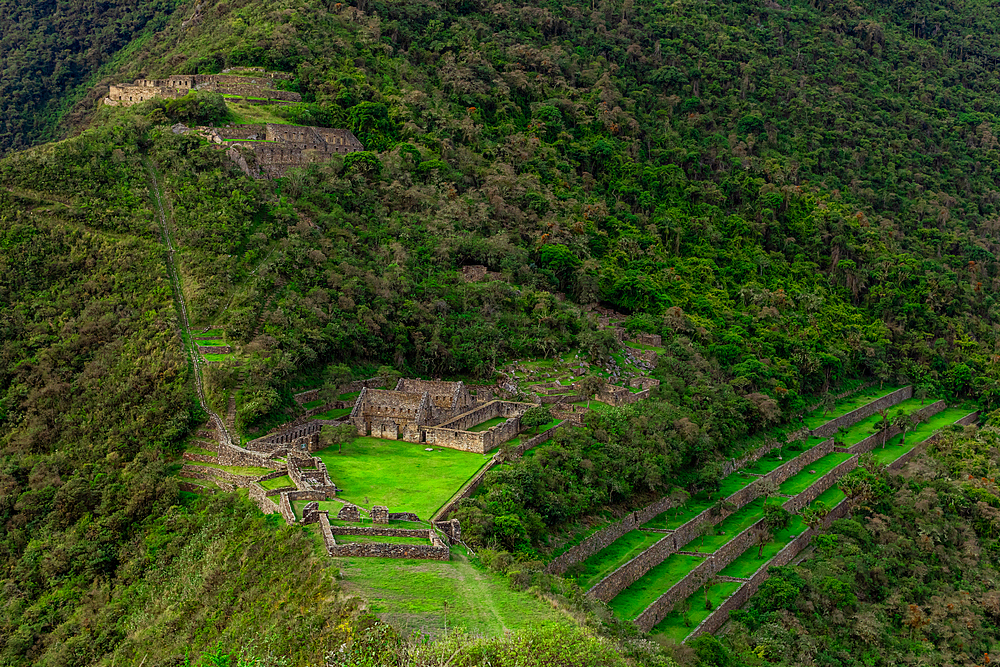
[
  {"xmin": 871, "ymin": 406, "xmax": 974, "ymax": 465},
  {"xmin": 573, "ymin": 530, "xmax": 663, "ymax": 590},
  {"xmin": 801, "ymin": 385, "xmax": 902, "ymax": 429}
]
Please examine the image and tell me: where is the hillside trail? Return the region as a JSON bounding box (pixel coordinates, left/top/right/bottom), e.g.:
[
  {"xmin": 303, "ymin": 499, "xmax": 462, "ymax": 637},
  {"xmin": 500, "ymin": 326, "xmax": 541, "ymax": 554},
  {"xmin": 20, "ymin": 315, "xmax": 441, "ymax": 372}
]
[
  {"xmin": 144, "ymin": 157, "xmax": 232, "ymax": 448},
  {"xmin": 449, "ymin": 550, "xmax": 508, "ymax": 633}
]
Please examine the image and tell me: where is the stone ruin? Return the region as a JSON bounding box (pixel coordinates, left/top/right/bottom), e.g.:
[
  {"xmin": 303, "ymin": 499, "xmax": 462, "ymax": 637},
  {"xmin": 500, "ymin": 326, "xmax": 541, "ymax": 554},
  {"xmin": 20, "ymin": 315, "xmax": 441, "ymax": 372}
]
[
  {"xmin": 347, "ymin": 379, "xmax": 534, "ymax": 454},
  {"xmin": 104, "ymin": 71, "xmax": 299, "ymax": 107},
  {"xmin": 207, "ymin": 123, "xmax": 365, "ymax": 178}
]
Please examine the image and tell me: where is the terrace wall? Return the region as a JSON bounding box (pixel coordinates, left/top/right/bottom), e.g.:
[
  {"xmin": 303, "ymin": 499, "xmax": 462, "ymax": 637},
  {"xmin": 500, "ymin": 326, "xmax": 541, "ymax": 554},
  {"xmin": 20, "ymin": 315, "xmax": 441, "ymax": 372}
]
[
  {"xmin": 278, "ymin": 492, "xmax": 296, "ymax": 524},
  {"xmin": 782, "ymin": 457, "xmax": 859, "ymax": 513},
  {"xmin": 180, "ymin": 464, "xmax": 255, "ymax": 489},
  {"xmin": 847, "ymin": 400, "xmax": 946, "ymax": 455},
  {"xmin": 546, "ymin": 495, "xmax": 677, "ymax": 575},
  {"xmin": 433, "ymin": 454, "xmax": 503, "ymax": 521},
  {"xmin": 322, "ymin": 526, "xmax": 451, "ymax": 560},
  {"xmin": 811, "ymin": 386, "xmax": 912, "ymax": 438},
  {"xmin": 249, "ymin": 483, "xmax": 280, "ymax": 514}
]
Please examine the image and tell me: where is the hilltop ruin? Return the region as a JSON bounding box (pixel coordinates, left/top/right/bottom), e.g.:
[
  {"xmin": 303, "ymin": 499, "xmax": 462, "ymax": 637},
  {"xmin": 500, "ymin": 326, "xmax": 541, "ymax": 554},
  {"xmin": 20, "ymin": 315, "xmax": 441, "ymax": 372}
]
[{"xmin": 105, "ymin": 68, "xmax": 300, "ymax": 106}]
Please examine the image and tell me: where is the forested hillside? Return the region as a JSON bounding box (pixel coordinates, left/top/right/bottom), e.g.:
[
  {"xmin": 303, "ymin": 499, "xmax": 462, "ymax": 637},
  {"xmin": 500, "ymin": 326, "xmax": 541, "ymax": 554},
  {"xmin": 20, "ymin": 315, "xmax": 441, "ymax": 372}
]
[{"xmin": 3, "ymin": 0, "xmax": 1000, "ymax": 664}]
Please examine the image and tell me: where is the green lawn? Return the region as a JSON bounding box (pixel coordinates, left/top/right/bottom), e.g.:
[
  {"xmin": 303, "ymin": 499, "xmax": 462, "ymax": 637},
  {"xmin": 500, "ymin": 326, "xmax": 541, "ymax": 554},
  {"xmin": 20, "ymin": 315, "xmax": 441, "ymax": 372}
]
[
  {"xmin": 199, "ymin": 328, "xmax": 225, "ymax": 337},
  {"xmin": 260, "ymin": 474, "xmax": 294, "ymax": 490},
  {"xmin": 608, "ymin": 553, "xmax": 707, "ymax": 621},
  {"xmin": 838, "ymin": 397, "xmax": 936, "ymax": 445},
  {"xmin": 649, "ymin": 581, "xmax": 743, "ymax": 644},
  {"xmin": 228, "ymin": 102, "xmax": 303, "ymax": 125},
  {"xmin": 338, "ymin": 546, "xmax": 571, "ymax": 636},
  {"xmin": 468, "ymin": 416, "xmax": 508, "ymax": 432},
  {"xmin": 717, "ymin": 516, "xmax": 806, "ymax": 579},
  {"xmin": 194, "ymin": 461, "xmax": 274, "ymax": 477},
  {"xmin": 802, "ymin": 385, "xmax": 903, "ymax": 429},
  {"xmin": 315, "ymin": 437, "xmax": 490, "ymax": 519},
  {"xmin": 778, "ymin": 452, "xmax": 854, "ymax": 496},
  {"xmin": 185, "ymin": 445, "xmax": 216, "ymax": 457},
  {"xmin": 570, "ymin": 400, "xmax": 616, "ymax": 414},
  {"xmin": 338, "ymin": 391, "xmax": 361, "ymax": 401},
  {"xmin": 574, "ymin": 530, "xmax": 664, "ymax": 590},
  {"xmin": 314, "ymin": 407, "xmax": 352, "ymax": 420}
]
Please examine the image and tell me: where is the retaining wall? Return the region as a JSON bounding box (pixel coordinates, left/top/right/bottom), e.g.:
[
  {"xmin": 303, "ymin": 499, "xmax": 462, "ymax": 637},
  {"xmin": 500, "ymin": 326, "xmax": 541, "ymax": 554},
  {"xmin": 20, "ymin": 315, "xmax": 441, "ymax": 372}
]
[
  {"xmin": 433, "ymin": 455, "xmax": 502, "ymax": 521},
  {"xmin": 182, "ymin": 452, "xmax": 218, "ymax": 464},
  {"xmin": 180, "ymin": 464, "xmax": 256, "ymax": 489},
  {"xmin": 546, "ymin": 495, "xmax": 677, "ymax": 575},
  {"xmin": 513, "ymin": 421, "xmax": 567, "ymax": 456},
  {"xmin": 217, "ymin": 442, "xmax": 282, "ymax": 468},
  {"xmin": 249, "ymin": 483, "xmax": 280, "ymax": 514},
  {"xmin": 278, "ymin": 492, "xmax": 296, "ymax": 524},
  {"xmin": 847, "ymin": 400, "xmax": 946, "ymax": 455},
  {"xmin": 783, "ymin": 457, "xmax": 859, "ymax": 513},
  {"xmin": 811, "ymin": 386, "xmax": 912, "ymax": 438}
]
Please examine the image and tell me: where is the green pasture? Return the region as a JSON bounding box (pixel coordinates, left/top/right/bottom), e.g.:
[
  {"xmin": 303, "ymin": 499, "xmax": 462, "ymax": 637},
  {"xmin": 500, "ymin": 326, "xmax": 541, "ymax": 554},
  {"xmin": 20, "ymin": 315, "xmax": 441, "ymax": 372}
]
[
  {"xmin": 778, "ymin": 452, "xmax": 854, "ymax": 496},
  {"xmin": 678, "ymin": 498, "xmax": 782, "ymax": 554},
  {"xmin": 315, "ymin": 437, "xmax": 490, "ymax": 519},
  {"xmin": 649, "ymin": 581, "xmax": 743, "ymax": 644},
  {"xmin": 608, "ymin": 553, "xmax": 706, "ymax": 621},
  {"xmin": 574, "ymin": 530, "xmax": 664, "ymax": 590}
]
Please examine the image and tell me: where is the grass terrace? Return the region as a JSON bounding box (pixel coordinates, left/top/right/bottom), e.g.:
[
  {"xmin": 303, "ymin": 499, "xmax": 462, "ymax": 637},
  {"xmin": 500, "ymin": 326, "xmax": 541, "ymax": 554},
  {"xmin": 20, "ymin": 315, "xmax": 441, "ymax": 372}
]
[
  {"xmin": 194, "ymin": 461, "xmax": 275, "ymax": 477},
  {"xmin": 468, "ymin": 416, "xmax": 508, "ymax": 432},
  {"xmin": 573, "ymin": 530, "xmax": 664, "ymax": 590},
  {"xmin": 177, "ymin": 476, "xmax": 218, "ymax": 490},
  {"xmin": 185, "ymin": 445, "xmax": 216, "ymax": 457},
  {"xmin": 871, "ymin": 406, "xmax": 973, "ymax": 466},
  {"xmin": 649, "ymin": 581, "xmax": 743, "ymax": 644},
  {"xmin": 802, "ymin": 385, "xmax": 903, "ymax": 429},
  {"xmin": 835, "ymin": 396, "xmax": 932, "ymax": 445},
  {"xmin": 198, "ymin": 328, "xmax": 225, "ymax": 337},
  {"xmin": 197, "ymin": 339, "xmax": 227, "ymax": 346},
  {"xmin": 303, "ymin": 399, "xmax": 324, "ymax": 409},
  {"xmin": 228, "ymin": 101, "xmax": 303, "ymax": 125},
  {"xmin": 679, "ymin": 498, "xmax": 783, "ymax": 554},
  {"xmin": 607, "ymin": 553, "xmax": 707, "ymax": 621},
  {"xmin": 778, "ymin": 452, "xmax": 854, "ymax": 496},
  {"xmin": 315, "ymin": 437, "xmax": 490, "ymax": 519},
  {"xmin": 203, "ymin": 353, "xmax": 236, "ymax": 362},
  {"xmin": 314, "ymin": 407, "xmax": 352, "ymax": 420},
  {"xmin": 717, "ymin": 516, "xmax": 807, "ymax": 579},
  {"xmin": 809, "ymin": 485, "xmax": 846, "ymax": 512},
  {"xmin": 333, "ymin": 535, "xmax": 430, "ymax": 546},
  {"xmin": 260, "ymin": 475, "xmax": 294, "ymax": 490}
]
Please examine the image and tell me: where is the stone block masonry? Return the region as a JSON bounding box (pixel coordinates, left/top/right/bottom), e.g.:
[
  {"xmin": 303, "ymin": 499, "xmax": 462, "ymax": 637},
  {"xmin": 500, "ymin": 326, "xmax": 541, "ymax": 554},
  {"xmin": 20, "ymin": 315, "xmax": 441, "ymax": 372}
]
[
  {"xmin": 546, "ymin": 495, "xmax": 678, "ymax": 575},
  {"xmin": 317, "ymin": 518, "xmax": 451, "ymax": 560}
]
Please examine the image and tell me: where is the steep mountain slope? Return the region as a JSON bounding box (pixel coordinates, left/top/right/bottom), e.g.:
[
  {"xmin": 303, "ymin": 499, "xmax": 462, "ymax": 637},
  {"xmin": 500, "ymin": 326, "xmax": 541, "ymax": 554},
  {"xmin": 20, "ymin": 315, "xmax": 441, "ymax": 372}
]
[{"xmin": 3, "ymin": 0, "xmax": 1000, "ymax": 664}]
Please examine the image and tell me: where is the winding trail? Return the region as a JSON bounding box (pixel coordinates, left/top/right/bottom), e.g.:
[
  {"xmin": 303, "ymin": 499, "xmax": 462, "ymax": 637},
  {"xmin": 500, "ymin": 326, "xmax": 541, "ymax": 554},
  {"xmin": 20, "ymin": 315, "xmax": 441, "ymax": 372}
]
[{"xmin": 144, "ymin": 158, "xmax": 232, "ymax": 447}]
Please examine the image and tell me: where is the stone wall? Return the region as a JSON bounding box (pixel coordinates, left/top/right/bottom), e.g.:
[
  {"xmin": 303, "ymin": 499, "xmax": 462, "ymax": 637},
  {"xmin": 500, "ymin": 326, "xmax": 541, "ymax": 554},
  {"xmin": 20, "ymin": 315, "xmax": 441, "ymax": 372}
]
[
  {"xmin": 766, "ymin": 438, "xmax": 837, "ymax": 487},
  {"xmin": 319, "ymin": 524, "xmax": 451, "ymax": 560},
  {"xmin": 804, "ymin": 381, "xmax": 874, "ymax": 413},
  {"xmin": 249, "ymin": 482, "xmax": 280, "ymax": 514},
  {"xmin": 217, "ymin": 442, "xmax": 283, "ymax": 467},
  {"xmin": 433, "ymin": 519, "xmax": 462, "ymax": 544},
  {"xmin": 182, "ymin": 452, "xmax": 218, "ymax": 464},
  {"xmin": 782, "ymin": 456, "xmax": 858, "ymax": 513},
  {"xmin": 388, "ymin": 512, "xmax": 421, "ymax": 522},
  {"xmin": 246, "ymin": 421, "xmax": 323, "ymax": 453},
  {"xmin": 546, "ymin": 495, "xmax": 677, "ymax": 575},
  {"xmin": 624, "ymin": 346, "xmax": 659, "ymax": 366},
  {"xmin": 512, "ymin": 421, "xmax": 567, "ymax": 456},
  {"xmin": 628, "ymin": 332, "xmax": 662, "ymax": 347},
  {"xmin": 433, "ymin": 454, "xmax": 503, "ymax": 521},
  {"xmin": 435, "ymin": 400, "xmax": 530, "ymax": 432},
  {"xmin": 847, "ymin": 400, "xmax": 946, "ymax": 455},
  {"xmin": 278, "ymin": 492, "xmax": 296, "ymax": 524},
  {"xmin": 811, "ymin": 386, "xmax": 912, "ymax": 438},
  {"xmin": 422, "ymin": 400, "xmax": 533, "ymax": 454},
  {"xmin": 180, "ymin": 464, "xmax": 256, "ymax": 489},
  {"xmin": 197, "ymin": 345, "xmax": 232, "ymax": 354}
]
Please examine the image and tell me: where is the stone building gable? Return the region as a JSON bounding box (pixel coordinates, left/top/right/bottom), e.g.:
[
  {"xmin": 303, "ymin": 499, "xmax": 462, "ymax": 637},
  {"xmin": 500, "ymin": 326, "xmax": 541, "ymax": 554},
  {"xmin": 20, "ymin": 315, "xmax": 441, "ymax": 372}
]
[{"xmin": 393, "ymin": 379, "xmax": 472, "ymax": 413}]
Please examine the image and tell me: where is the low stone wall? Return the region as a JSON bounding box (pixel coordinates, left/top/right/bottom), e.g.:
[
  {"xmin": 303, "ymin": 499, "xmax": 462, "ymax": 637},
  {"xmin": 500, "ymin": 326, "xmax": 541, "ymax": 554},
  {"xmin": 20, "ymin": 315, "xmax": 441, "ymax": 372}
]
[
  {"xmin": 783, "ymin": 457, "xmax": 858, "ymax": 513},
  {"xmin": 812, "ymin": 386, "xmax": 912, "ymax": 438},
  {"xmin": 436, "ymin": 400, "xmax": 531, "ymax": 432},
  {"xmin": 540, "ymin": 394, "xmax": 585, "ymax": 405},
  {"xmin": 249, "ymin": 482, "xmax": 280, "ymax": 514},
  {"xmin": 767, "ymin": 438, "xmax": 836, "ymax": 487},
  {"xmin": 434, "ymin": 519, "xmax": 462, "ymax": 544},
  {"xmin": 589, "ymin": 531, "xmax": 679, "ymax": 603},
  {"xmin": 180, "ymin": 464, "xmax": 256, "ymax": 489},
  {"xmin": 628, "ymin": 332, "xmax": 662, "ymax": 347},
  {"xmin": 264, "ymin": 486, "xmax": 297, "ymax": 497},
  {"xmin": 197, "ymin": 345, "xmax": 232, "ymax": 354},
  {"xmin": 319, "ymin": 512, "xmax": 338, "ymax": 552},
  {"xmin": 329, "ymin": 526, "xmax": 431, "ymax": 539},
  {"xmin": 179, "ymin": 481, "xmax": 215, "ymax": 494},
  {"xmin": 388, "ymin": 512, "xmax": 421, "ymax": 522},
  {"xmin": 278, "ymin": 493, "xmax": 296, "ymax": 524},
  {"xmin": 624, "ymin": 345, "xmax": 659, "ymax": 366},
  {"xmin": 217, "ymin": 443, "xmax": 282, "ymax": 468},
  {"xmin": 323, "ymin": 526, "xmax": 451, "ymax": 560},
  {"xmin": 513, "ymin": 421, "xmax": 568, "ymax": 456},
  {"xmin": 433, "ymin": 455, "xmax": 502, "ymax": 521},
  {"xmin": 546, "ymin": 495, "xmax": 677, "ymax": 575},
  {"xmin": 246, "ymin": 420, "xmax": 323, "ymax": 453}
]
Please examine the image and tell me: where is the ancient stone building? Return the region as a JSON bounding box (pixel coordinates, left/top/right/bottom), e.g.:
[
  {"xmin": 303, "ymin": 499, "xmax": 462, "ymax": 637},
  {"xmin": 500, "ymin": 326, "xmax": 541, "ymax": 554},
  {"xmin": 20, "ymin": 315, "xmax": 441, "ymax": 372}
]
[
  {"xmin": 394, "ymin": 379, "xmax": 473, "ymax": 415},
  {"xmin": 349, "ymin": 388, "xmax": 432, "ymax": 441},
  {"xmin": 208, "ymin": 123, "xmax": 364, "ymax": 178},
  {"xmin": 105, "ymin": 70, "xmax": 300, "ymax": 106}
]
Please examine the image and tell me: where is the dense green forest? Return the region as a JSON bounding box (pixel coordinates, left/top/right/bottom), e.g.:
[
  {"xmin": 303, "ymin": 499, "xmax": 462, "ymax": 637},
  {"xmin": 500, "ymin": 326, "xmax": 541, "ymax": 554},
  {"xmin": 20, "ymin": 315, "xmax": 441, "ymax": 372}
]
[{"xmin": 4, "ymin": 0, "xmax": 1000, "ymax": 663}]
